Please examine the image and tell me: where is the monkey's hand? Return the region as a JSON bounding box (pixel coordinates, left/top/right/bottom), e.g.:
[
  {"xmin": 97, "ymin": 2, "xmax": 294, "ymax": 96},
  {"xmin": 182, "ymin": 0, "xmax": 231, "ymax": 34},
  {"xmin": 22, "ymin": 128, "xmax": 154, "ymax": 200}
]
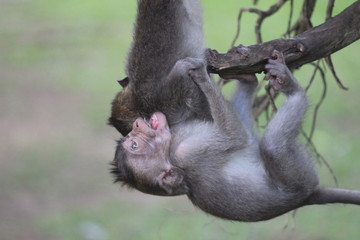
[
  {"xmin": 179, "ymin": 58, "xmax": 209, "ymax": 84},
  {"xmin": 264, "ymin": 50, "xmax": 301, "ymax": 95},
  {"xmin": 170, "ymin": 58, "xmax": 209, "ymax": 84}
]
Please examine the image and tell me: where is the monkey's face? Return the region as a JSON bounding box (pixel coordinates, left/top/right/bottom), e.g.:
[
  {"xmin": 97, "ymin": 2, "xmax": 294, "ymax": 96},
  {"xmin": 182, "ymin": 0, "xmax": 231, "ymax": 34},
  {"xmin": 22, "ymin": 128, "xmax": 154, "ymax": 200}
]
[
  {"xmin": 122, "ymin": 112, "xmax": 171, "ymax": 154},
  {"xmin": 113, "ymin": 112, "xmax": 185, "ymax": 196},
  {"xmin": 121, "ymin": 112, "xmax": 173, "ymax": 184}
]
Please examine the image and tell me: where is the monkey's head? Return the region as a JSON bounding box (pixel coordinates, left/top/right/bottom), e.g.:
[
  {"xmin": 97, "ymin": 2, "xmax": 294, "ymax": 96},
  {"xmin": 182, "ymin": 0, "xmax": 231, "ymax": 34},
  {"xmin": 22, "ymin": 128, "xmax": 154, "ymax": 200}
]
[
  {"xmin": 111, "ymin": 112, "xmax": 186, "ymax": 196},
  {"xmin": 109, "ymin": 86, "xmax": 138, "ymax": 136}
]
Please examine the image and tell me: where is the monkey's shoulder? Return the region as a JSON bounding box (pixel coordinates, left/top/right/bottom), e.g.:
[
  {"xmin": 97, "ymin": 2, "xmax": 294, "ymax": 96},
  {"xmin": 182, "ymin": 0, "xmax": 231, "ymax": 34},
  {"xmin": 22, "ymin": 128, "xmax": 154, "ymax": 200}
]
[{"xmin": 172, "ymin": 120, "xmax": 216, "ymax": 155}]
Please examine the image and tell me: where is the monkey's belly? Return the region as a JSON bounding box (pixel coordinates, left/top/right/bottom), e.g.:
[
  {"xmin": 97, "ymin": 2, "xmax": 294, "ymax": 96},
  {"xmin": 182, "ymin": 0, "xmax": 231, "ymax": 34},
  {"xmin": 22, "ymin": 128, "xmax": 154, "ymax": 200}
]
[{"xmin": 222, "ymin": 148, "xmax": 267, "ymax": 188}]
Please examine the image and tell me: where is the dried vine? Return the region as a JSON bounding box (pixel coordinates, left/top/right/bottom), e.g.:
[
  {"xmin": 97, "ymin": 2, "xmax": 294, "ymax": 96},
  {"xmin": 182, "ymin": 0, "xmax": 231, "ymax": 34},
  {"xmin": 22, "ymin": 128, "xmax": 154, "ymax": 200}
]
[{"xmin": 231, "ymin": 0, "xmax": 289, "ymax": 46}]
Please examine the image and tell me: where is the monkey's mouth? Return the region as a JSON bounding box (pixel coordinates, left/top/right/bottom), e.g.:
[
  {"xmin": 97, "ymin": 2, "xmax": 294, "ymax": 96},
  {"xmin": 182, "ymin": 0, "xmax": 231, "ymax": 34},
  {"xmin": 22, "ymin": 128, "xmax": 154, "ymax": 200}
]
[
  {"xmin": 147, "ymin": 112, "xmax": 169, "ymax": 131},
  {"xmin": 148, "ymin": 113, "xmax": 159, "ymax": 130}
]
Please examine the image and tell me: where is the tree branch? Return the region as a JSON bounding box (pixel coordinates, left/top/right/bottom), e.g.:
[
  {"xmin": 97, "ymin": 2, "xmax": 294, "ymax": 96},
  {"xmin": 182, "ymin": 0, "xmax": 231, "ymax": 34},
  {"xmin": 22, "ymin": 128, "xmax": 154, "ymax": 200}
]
[{"xmin": 207, "ymin": 1, "xmax": 360, "ymax": 75}]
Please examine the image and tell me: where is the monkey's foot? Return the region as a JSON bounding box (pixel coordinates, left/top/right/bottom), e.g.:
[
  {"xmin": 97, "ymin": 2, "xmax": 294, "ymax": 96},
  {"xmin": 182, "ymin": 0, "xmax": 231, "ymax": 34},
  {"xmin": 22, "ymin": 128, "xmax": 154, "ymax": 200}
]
[{"xmin": 264, "ymin": 50, "xmax": 299, "ymax": 94}]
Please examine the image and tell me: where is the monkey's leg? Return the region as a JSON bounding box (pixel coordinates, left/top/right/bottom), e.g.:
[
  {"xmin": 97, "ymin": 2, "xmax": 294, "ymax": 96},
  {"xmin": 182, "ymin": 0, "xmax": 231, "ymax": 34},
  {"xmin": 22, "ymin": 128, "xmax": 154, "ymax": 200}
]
[
  {"xmin": 231, "ymin": 80, "xmax": 257, "ymax": 133},
  {"xmin": 260, "ymin": 51, "xmax": 318, "ymax": 192},
  {"xmin": 220, "ymin": 73, "xmax": 257, "ymax": 133},
  {"xmin": 260, "ymin": 89, "xmax": 318, "ymax": 190},
  {"xmin": 186, "ymin": 58, "xmax": 250, "ymax": 142}
]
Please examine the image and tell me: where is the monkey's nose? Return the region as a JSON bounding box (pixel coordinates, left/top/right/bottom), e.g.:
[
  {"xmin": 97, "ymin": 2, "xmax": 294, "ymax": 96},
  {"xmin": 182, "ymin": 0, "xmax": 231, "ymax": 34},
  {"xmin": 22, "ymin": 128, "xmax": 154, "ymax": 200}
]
[{"xmin": 133, "ymin": 119, "xmax": 140, "ymax": 128}]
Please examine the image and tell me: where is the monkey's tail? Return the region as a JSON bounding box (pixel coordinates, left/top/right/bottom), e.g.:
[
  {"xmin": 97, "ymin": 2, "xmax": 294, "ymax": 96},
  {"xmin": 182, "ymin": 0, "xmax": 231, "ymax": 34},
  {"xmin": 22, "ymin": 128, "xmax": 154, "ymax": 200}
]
[{"xmin": 304, "ymin": 187, "xmax": 360, "ymax": 206}]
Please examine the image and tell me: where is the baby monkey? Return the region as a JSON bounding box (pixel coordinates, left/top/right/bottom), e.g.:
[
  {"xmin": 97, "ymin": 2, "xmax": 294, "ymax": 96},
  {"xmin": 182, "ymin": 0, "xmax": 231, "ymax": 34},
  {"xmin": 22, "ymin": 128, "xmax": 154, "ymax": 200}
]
[{"xmin": 112, "ymin": 50, "xmax": 360, "ymax": 222}]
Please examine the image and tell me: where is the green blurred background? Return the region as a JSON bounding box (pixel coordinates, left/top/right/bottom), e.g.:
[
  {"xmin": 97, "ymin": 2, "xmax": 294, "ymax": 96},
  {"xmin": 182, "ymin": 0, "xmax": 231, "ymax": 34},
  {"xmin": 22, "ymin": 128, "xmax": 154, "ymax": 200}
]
[{"xmin": 1, "ymin": 0, "xmax": 359, "ymax": 239}]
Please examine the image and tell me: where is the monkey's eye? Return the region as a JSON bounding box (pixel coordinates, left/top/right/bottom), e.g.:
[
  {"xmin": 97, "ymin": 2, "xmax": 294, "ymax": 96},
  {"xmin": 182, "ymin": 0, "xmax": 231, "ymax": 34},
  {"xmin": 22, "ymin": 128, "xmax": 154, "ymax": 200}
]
[{"xmin": 130, "ymin": 141, "xmax": 138, "ymax": 150}]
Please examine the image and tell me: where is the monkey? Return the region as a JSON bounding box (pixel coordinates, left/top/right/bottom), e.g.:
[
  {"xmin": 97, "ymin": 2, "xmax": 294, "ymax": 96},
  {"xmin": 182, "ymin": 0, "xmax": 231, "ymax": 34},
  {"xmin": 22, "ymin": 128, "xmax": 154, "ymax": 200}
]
[
  {"xmin": 109, "ymin": 0, "xmax": 212, "ymax": 137},
  {"xmin": 110, "ymin": 0, "xmax": 360, "ymax": 221},
  {"xmin": 113, "ymin": 51, "xmax": 360, "ymax": 221}
]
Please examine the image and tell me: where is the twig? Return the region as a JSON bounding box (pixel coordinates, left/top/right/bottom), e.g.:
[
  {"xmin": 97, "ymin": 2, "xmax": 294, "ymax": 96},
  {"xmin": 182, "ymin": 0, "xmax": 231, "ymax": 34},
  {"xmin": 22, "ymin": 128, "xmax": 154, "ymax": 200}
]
[
  {"xmin": 305, "ymin": 61, "xmax": 320, "ymax": 92},
  {"xmin": 285, "ymin": 0, "xmax": 294, "ymax": 38},
  {"xmin": 231, "ymin": 0, "xmax": 289, "ymax": 45},
  {"xmin": 301, "ymin": 128, "xmax": 339, "ymax": 186},
  {"xmin": 285, "ymin": 0, "xmax": 316, "ymax": 36},
  {"xmin": 325, "ymin": 56, "xmax": 348, "ymax": 90},
  {"xmin": 230, "ymin": 9, "xmax": 245, "ymax": 47},
  {"xmin": 265, "ymin": 85, "xmax": 278, "ymax": 112},
  {"xmin": 326, "ymin": 0, "xmax": 335, "ymax": 20},
  {"xmin": 308, "ymin": 61, "xmax": 327, "ymax": 140}
]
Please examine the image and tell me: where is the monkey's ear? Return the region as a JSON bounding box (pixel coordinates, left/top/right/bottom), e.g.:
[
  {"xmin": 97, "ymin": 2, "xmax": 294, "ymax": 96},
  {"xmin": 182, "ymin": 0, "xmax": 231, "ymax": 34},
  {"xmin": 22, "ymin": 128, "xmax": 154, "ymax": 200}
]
[
  {"xmin": 117, "ymin": 77, "xmax": 129, "ymax": 88},
  {"xmin": 158, "ymin": 167, "xmax": 184, "ymax": 194}
]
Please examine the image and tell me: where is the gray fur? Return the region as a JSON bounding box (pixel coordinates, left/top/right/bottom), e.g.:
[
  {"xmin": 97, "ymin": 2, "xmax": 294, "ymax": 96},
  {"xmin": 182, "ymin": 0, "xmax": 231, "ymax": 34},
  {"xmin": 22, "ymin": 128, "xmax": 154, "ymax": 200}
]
[
  {"xmin": 167, "ymin": 56, "xmax": 317, "ymax": 221},
  {"xmin": 111, "ymin": 0, "xmax": 360, "ymax": 222}
]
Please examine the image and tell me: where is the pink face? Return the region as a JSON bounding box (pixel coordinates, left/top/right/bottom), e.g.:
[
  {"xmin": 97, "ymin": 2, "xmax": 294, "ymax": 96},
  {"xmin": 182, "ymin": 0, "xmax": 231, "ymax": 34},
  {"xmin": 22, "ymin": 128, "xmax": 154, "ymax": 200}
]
[
  {"xmin": 121, "ymin": 112, "xmax": 172, "ymax": 182},
  {"xmin": 122, "ymin": 112, "xmax": 170, "ymax": 154},
  {"xmin": 117, "ymin": 112, "xmax": 185, "ymax": 195}
]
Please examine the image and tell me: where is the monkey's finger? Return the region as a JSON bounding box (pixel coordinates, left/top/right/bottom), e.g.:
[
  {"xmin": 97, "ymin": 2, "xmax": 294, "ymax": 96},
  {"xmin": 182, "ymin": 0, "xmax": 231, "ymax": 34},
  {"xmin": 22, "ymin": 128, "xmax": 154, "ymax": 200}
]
[
  {"xmin": 265, "ymin": 60, "xmax": 283, "ymax": 71},
  {"xmin": 269, "ymin": 78, "xmax": 281, "ymax": 91},
  {"xmin": 266, "ymin": 68, "xmax": 281, "ymax": 78},
  {"xmin": 271, "ymin": 50, "xmax": 284, "ymax": 63},
  {"xmin": 264, "ymin": 72, "xmax": 273, "ymax": 81},
  {"xmin": 265, "ymin": 63, "xmax": 279, "ymax": 71},
  {"xmin": 267, "ymin": 59, "xmax": 281, "ymax": 66}
]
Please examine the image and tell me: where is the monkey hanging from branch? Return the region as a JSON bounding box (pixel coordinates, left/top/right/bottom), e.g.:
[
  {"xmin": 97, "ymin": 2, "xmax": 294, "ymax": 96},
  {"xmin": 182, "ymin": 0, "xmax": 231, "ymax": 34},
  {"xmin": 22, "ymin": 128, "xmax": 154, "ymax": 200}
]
[{"xmin": 108, "ymin": 0, "xmax": 360, "ymax": 222}]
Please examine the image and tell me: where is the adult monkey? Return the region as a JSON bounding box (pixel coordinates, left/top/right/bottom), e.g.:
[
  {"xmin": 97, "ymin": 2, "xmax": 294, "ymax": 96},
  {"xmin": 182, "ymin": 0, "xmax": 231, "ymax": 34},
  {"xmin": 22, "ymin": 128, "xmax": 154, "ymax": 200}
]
[
  {"xmin": 109, "ymin": 0, "xmax": 360, "ymax": 221},
  {"xmin": 109, "ymin": 0, "xmax": 212, "ymax": 137}
]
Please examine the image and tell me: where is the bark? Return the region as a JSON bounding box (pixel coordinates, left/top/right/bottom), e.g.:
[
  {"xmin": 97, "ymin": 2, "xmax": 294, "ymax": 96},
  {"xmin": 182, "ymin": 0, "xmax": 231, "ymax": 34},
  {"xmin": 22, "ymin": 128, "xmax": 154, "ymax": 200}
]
[{"xmin": 206, "ymin": 1, "xmax": 360, "ymax": 75}]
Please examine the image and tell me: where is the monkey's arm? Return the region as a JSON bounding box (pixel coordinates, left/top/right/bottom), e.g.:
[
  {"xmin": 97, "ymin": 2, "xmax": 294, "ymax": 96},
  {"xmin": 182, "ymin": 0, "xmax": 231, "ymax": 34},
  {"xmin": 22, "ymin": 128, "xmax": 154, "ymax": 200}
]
[
  {"xmin": 188, "ymin": 59, "xmax": 249, "ymax": 138},
  {"xmin": 225, "ymin": 73, "xmax": 258, "ymax": 139},
  {"xmin": 127, "ymin": 0, "xmax": 204, "ymax": 88}
]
